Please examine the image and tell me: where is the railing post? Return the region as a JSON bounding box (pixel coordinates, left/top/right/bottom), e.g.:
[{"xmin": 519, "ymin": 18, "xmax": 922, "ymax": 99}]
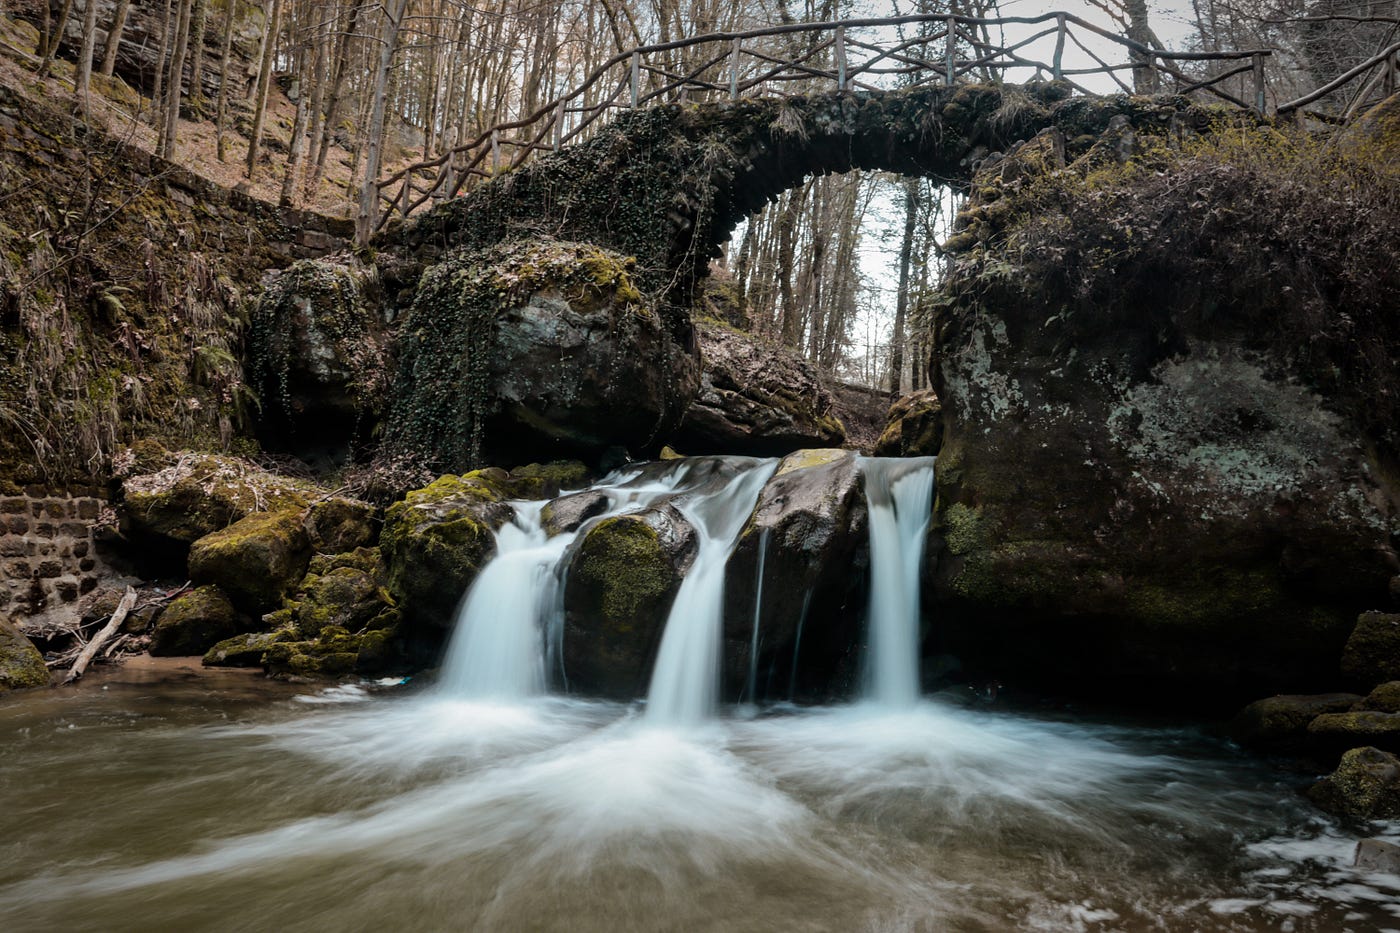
[
  {"xmin": 944, "ymin": 16, "xmax": 956, "ymax": 87},
  {"xmin": 630, "ymin": 51, "xmax": 641, "ymax": 107},
  {"xmin": 1052, "ymin": 14, "xmax": 1066, "ymax": 80},
  {"xmin": 490, "ymin": 130, "xmax": 501, "ymax": 175},
  {"xmin": 835, "ymin": 24, "xmax": 848, "ymax": 91},
  {"xmin": 1253, "ymin": 53, "xmax": 1266, "ymax": 113},
  {"xmin": 730, "ymin": 38, "xmax": 741, "ymax": 99}
]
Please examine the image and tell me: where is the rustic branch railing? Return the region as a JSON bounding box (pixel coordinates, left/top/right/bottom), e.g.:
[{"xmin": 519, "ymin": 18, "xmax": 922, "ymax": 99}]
[{"xmin": 369, "ymin": 10, "xmax": 1396, "ymax": 238}]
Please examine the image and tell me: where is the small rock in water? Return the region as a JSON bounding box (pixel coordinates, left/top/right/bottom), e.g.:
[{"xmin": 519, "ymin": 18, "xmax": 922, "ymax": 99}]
[{"xmin": 1355, "ymin": 838, "xmax": 1400, "ymax": 874}]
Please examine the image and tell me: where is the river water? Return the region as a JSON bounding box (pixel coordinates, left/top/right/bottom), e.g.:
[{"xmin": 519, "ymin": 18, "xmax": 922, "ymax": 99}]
[{"xmin": 2, "ymin": 660, "xmax": 1398, "ymax": 932}]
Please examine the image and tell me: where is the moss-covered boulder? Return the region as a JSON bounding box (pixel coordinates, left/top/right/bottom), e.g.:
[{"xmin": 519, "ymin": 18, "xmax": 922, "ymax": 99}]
[
  {"xmin": 380, "ymin": 473, "xmax": 514, "ymax": 630},
  {"xmin": 378, "ymin": 238, "xmax": 699, "ymax": 474},
  {"xmin": 1307, "ymin": 746, "xmax": 1400, "ymax": 820},
  {"xmin": 874, "ymin": 390, "xmax": 942, "ymax": 457},
  {"xmin": 541, "ymin": 489, "xmax": 612, "ymax": 537},
  {"xmin": 119, "ymin": 452, "xmax": 315, "ymax": 548},
  {"xmin": 1342, "ymin": 613, "xmax": 1400, "ymax": 686},
  {"xmin": 925, "ymin": 113, "xmax": 1400, "ymax": 697},
  {"xmin": 304, "ymin": 497, "xmax": 377, "ymax": 554},
  {"xmin": 282, "ymin": 549, "xmax": 394, "ymax": 637},
  {"xmin": 672, "ymin": 321, "xmax": 844, "ymax": 456},
  {"xmin": 248, "ymin": 256, "xmax": 390, "ymax": 461},
  {"xmin": 203, "ymin": 629, "xmax": 297, "ymax": 668},
  {"xmin": 188, "ymin": 509, "xmax": 313, "ymax": 613},
  {"xmin": 151, "ymin": 586, "xmax": 243, "ymax": 656},
  {"xmin": 0, "ymin": 617, "xmax": 49, "ymax": 691},
  {"xmin": 561, "ymin": 509, "xmax": 696, "ymax": 697},
  {"xmin": 264, "ymin": 625, "xmax": 399, "ymax": 679},
  {"xmin": 1358, "ymin": 682, "xmax": 1400, "ymax": 714},
  {"xmin": 1308, "ymin": 711, "xmax": 1400, "ymax": 755},
  {"xmin": 1230, "ymin": 693, "xmax": 1365, "ymax": 752},
  {"xmin": 722, "ymin": 449, "xmax": 870, "ymax": 701},
  {"xmin": 502, "ymin": 461, "xmax": 594, "ymax": 500}
]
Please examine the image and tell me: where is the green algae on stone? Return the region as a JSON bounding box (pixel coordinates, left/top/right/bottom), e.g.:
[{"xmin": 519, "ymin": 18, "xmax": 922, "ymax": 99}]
[
  {"xmin": 188, "ymin": 509, "xmax": 313, "ymax": 613},
  {"xmin": 0, "ymin": 617, "xmax": 49, "ymax": 691},
  {"xmin": 151, "ymin": 585, "xmax": 243, "ymax": 656}
]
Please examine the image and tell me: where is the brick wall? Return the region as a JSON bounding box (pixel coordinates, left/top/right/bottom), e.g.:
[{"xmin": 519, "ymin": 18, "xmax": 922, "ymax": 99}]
[{"xmin": 0, "ymin": 496, "xmax": 111, "ymax": 618}]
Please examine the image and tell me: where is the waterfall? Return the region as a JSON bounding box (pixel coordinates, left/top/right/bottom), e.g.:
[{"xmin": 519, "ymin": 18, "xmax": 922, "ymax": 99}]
[
  {"xmin": 861, "ymin": 457, "xmax": 936, "ymax": 708},
  {"xmin": 645, "ymin": 460, "xmax": 777, "ymax": 725},
  {"xmin": 743, "ymin": 528, "xmax": 770, "ymax": 704}
]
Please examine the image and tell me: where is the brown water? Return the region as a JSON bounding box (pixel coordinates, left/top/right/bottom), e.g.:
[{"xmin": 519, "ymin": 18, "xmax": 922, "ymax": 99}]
[{"xmin": 2, "ymin": 660, "xmax": 1397, "ymax": 932}]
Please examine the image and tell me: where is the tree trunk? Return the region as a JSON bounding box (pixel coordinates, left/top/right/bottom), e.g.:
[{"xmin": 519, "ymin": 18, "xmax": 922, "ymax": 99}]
[
  {"xmin": 214, "ymin": 0, "xmax": 237, "ymax": 161},
  {"xmin": 38, "ymin": 0, "xmax": 76, "ymax": 78},
  {"xmin": 159, "ymin": 0, "xmax": 195, "ymax": 157},
  {"xmin": 281, "ymin": 82, "xmax": 310, "ymax": 205},
  {"xmin": 245, "ymin": 0, "xmax": 284, "ymax": 179},
  {"xmin": 75, "ymin": 0, "xmax": 101, "ymax": 116},
  {"xmin": 186, "ymin": 0, "xmax": 208, "ymax": 104},
  {"xmin": 888, "ymin": 177, "xmax": 920, "ymax": 395},
  {"xmin": 100, "ymin": 0, "xmax": 133, "ymax": 77},
  {"xmin": 356, "ymin": 0, "xmax": 408, "ymax": 245},
  {"xmin": 308, "ymin": 0, "xmax": 360, "ymax": 199}
]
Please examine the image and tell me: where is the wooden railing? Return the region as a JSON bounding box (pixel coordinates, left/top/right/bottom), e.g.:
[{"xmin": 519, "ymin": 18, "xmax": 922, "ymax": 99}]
[{"xmin": 370, "ymin": 11, "xmax": 1396, "ymax": 237}]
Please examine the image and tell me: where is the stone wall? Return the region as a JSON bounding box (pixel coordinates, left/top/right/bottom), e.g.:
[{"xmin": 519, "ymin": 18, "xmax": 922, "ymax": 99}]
[{"xmin": 0, "ymin": 495, "xmax": 113, "ymax": 619}]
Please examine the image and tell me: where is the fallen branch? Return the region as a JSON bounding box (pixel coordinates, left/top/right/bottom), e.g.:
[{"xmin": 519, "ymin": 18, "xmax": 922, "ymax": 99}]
[{"xmin": 62, "ymin": 586, "xmax": 137, "ymax": 685}]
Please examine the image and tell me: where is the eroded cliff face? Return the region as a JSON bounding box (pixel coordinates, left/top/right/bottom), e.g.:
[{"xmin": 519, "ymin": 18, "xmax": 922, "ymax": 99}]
[{"xmin": 928, "ymin": 101, "xmax": 1400, "ymax": 696}]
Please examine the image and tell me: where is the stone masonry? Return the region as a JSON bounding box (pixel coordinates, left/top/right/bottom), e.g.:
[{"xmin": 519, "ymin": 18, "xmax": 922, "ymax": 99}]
[{"xmin": 0, "ymin": 495, "xmax": 113, "ymax": 618}]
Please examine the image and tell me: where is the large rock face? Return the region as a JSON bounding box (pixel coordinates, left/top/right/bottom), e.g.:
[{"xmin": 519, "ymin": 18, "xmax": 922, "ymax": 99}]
[
  {"xmin": 379, "ymin": 239, "xmax": 698, "ymax": 475},
  {"xmin": 672, "ymin": 322, "xmax": 844, "ymax": 456},
  {"xmin": 928, "ymin": 115, "xmax": 1400, "ymax": 697}
]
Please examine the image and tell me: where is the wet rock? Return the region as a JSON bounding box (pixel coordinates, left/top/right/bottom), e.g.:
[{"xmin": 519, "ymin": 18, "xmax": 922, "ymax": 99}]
[
  {"xmin": 672, "ymin": 321, "xmax": 844, "ymax": 456},
  {"xmin": 1342, "ymin": 612, "xmax": 1400, "ymax": 686},
  {"xmin": 501, "ymin": 461, "xmax": 594, "ymax": 501},
  {"xmin": 264, "ymin": 625, "xmax": 400, "ymax": 679},
  {"xmin": 0, "ymin": 616, "xmax": 48, "ymax": 691},
  {"xmin": 1308, "ymin": 711, "xmax": 1400, "ymax": 755},
  {"xmin": 203, "ymin": 629, "xmax": 296, "ymax": 668},
  {"xmin": 561, "ymin": 508, "xmax": 696, "ymax": 698},
  {"xmin": 874, "ymin": 390, "xmax": 942, "ymax": 457},
  {"xmin": 188, "ymin": 509, "xmax": 313, "ymax": 614},
  {"xmin": 1358, "ymin": 682, "xmax": 1400, "ymax": 714},
  {"xmin": 150, "ymin": 586, "xmax": 242, "ymax": 656},
  {"xmin": 379, "ymin": 473, "xmax": 514, "ymax": 630},
  {"xmin": 1355, "ymin": 838, "xmax": 1400, "ymax": 873},
  {"xmin": 381, "ymin": 239, "xmax": 698, "ymax": 471},
  {"xmin": 722, "ymin": 449, "xmax": 869, "ymax": 701},
  {"xmin": 304, "ymin": 497, "xmax": 377, "ymax": 554},
  {"xmin": 1230, "ymin": 693, "xmax": 1365, "ymax": 751},
  {"xmin": 541, "ymin": 490, "xmax": 611, "ymax": 537},
  {"xmin": 1307, "ymin": 746, "xmax": 1400, "ymax": 821}
]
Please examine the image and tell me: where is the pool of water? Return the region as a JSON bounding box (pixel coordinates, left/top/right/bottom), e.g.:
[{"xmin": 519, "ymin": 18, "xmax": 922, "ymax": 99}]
[{"xmin": 2, "ymin": 660, "xmax": 1397, "ymax": 932}]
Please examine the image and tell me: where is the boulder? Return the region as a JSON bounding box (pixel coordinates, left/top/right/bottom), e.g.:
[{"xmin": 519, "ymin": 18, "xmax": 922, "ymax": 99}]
[
  {"xmin": 304, "ymin": 497, "xmax": 377, "ymax": 554},
  {"xmin": 188, "ymin": 509, "xmax": 313, "ymax": 613},
  {"xmin": 150, "ymin": 586, "xmax": 242, "ymax": 656},
  {"xmin": 380, "ymin": 239, "xmax": 698, "ymax": 472},
  {"xmin": 1341, "ymin": 612, "xmax": 1400, "ymax": 686},
  {"xmin": 561, "ymin": 509, "xmax": 696, "ymax": 698},
  {"xmin": 263, "ymin": 625, "xmax": 399, "ymax": 679},
  {"xmin": 1358, "ymin": 682, "xmax": 1400, "ymax": 714},
  {"xmin": 721, "ymin": 449, "xmax": 869, "ymax": 701},
  {"xmin": 1307, "ymin": 746, "xmax": 1400, "ymax": 821},
  {"xmin": 203, "ymin": 630, "xmax": 296, "ymax": 668},
  {"xmin": 248, "ymin": 256, "xmax": 390, "ymax": 462},
  {"xmin": 1229, "ymin": 693, "xmax": 1365, "ymax": 751},
  {"xmin": 118, "ymin": 452, "xmax": 314, "ymax": 549},
  {"xmin": 502, "ymin": 461, "xmax": 594, "ymax": 500},
  {"xmin": 0, "ymin": 616, "xmax": 48, "ymax": 691},
  {"xmin": 379, "ymin": 473, "xmax": 514, "ymax": 630},
  {"xmin": 1355, "ymin": 838, "xmax": 1400, "ymax": 873},
  {"xmin": 541, "ymin": 490, "xmax": 612, "ymax": 537},
  {"xmin": 1308, "ymin": 711, "xmax": 1400, "ymax": 755},
  {"xmin": 672, "ymin": 321, "xmax": 844, "ymax": 456},
  {"xmin": 874, "ymin": 390, "xmax": 943, "ymax": 457}
]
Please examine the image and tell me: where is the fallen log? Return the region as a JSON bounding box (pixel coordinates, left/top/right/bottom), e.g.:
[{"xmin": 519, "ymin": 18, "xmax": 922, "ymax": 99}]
[{"xmin": 62, "ymin": 586, "xmax": 137, "ymax": 685}]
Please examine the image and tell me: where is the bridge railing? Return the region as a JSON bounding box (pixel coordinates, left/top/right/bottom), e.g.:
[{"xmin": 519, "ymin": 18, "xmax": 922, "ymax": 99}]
[{"xmin": 371, "ymin": 11, "xmax": 1394, "ymax": 236}]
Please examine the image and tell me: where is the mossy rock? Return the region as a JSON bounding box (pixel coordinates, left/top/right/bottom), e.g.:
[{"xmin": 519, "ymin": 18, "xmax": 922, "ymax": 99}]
[
  {"xmin": 1308, "ymin": 711, "xmax": 1400, "ymax": 755},
  {"xmin": 1359, "ymin": 682, "xmax": 1400, "ymax": 714},
  {"xmin": 304, "ymin": 497, "xmax": 377, "ymax": 553},
  {"xmin": 0, "ymin": 617, "xmax": 49, "ymax": 691},
  {"xmin": 380, "ymin": 473, "xmax": 513, "ymax": 630},
  {"xmin": 874, "ymin": 390, "xmax": 943, "ymax": 457},
  {"xmin": 1229, "ymin": 693, "xmax": 1363, "ymax": 752},
  {"xmin": 285, "ymin": 548, "xmax": 392, "ymax": 637},
  {"xmin": 1307, "ymin": 746, "xmax": 1400, "ymax": 821},
  {"xmin": 188, "ymin": 509, "xmax": 313, "ymax": 613},
  {"xmin": 120, "ymin": 452, "xmax": 316, "ymax": 547},
  {"xmin": 263, "ymin": 622, "xmax": 402, "ymax": 679},
  {"xmin": 1341, "ymin": 612, "xmax": 1400, "ymax": 686},
  {"xmin": 504, "ymin": 461, "xmax": 593, "ymax": 499},
  {"xmin": 151, "ymin": 586, "xmax": 243, "ymax": 656},
  {"xmin": 203, "ymin": 628, "xmax": 298, "ymax": 667},
  {"xmin": 562, "ymin": 509, "xmax": 695, "ymax": 698}
]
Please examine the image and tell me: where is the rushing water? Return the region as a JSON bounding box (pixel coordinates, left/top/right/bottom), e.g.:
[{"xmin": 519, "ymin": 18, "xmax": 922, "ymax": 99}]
[{"xmin": 3, "ymin": 458, "xmax": 1399, "ymax": 931}]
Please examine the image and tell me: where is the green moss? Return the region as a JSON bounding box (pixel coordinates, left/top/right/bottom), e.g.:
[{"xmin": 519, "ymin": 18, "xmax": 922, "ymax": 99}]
[
  {"xmin": 0, "ymin": 618, "xmax": 49, "ymax": 691},
  {"xmin": 188, "ymin": 508, "xmax": 312, "ymax": 612},
  {"xmin": 151, "ymin": 585, "xmax": 242, "ymax": 656},
  {"xmin": 574, "ymin": 516, "xmax": 672, "ymax": 626}
]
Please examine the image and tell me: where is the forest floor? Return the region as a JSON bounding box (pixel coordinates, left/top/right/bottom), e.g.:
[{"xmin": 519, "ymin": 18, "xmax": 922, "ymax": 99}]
[{"xmin": 0, "ymin": 14, "xmax": 422, "ymax": 220}]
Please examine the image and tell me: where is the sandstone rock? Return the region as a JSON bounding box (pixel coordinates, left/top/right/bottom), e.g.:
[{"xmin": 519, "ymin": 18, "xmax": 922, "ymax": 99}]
[
  {"xmin": 1230, "ymin": 693, "xmax": 1365, "ymax": 751},
  {"xmin": 1307, "ymin": 746, "xmax": 1400, "ymax": 821},
  {"xmin": 304, "ymin": 497, "xmax": 377, "ymax": 554},
  {"xmin": 0, "ymin": 616, "xmax": 48, "ymax": 691},
  {"xmin": 379, "ymin": 473, "xmax": 514, "ymax": 630},
  {"xmin": 722, "ymin": 449, "xmax": 869, "ymax": 701},
  {"xmin": 874, "ymin": 390, "xmax": 942, "ymax": 457},
  {"xmin": 672, "ymin": 321, "xmax": 844, "ymax": 456},
  {"xmin": 151, "ymin": 586, "xmax": 242, "ymax": 656},
  {"xmin": 561, "ymin": 509, "xmax": 696, "ymax": 698},
  {"xmin": 1342, "ymin": 612, "xmax": 1400, "ymax": 686},
  {"xmin": 188, "ymin": 509, "xmax": 312, "ymax": 613}
]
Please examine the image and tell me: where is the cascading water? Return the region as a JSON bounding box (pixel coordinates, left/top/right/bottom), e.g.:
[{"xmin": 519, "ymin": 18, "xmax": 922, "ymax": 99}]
[
  {"xmin": 644, "ymin": 459, "xmax": 777, "ymax": 724},
  {"xmin": 860, "ymin": 457, "xmax": 936, "ymax": 707}
]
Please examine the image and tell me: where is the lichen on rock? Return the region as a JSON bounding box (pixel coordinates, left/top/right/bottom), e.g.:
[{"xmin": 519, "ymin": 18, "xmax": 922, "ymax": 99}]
[{"xmin": 188, "ymin": 508, "xmax": 313, "ymax": 613}]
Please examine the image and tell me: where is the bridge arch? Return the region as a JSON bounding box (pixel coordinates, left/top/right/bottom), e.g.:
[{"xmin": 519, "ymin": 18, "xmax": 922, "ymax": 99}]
[{"xmin": 385, "ymin": 82, "xmax": 1198, "ymax": 301}]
